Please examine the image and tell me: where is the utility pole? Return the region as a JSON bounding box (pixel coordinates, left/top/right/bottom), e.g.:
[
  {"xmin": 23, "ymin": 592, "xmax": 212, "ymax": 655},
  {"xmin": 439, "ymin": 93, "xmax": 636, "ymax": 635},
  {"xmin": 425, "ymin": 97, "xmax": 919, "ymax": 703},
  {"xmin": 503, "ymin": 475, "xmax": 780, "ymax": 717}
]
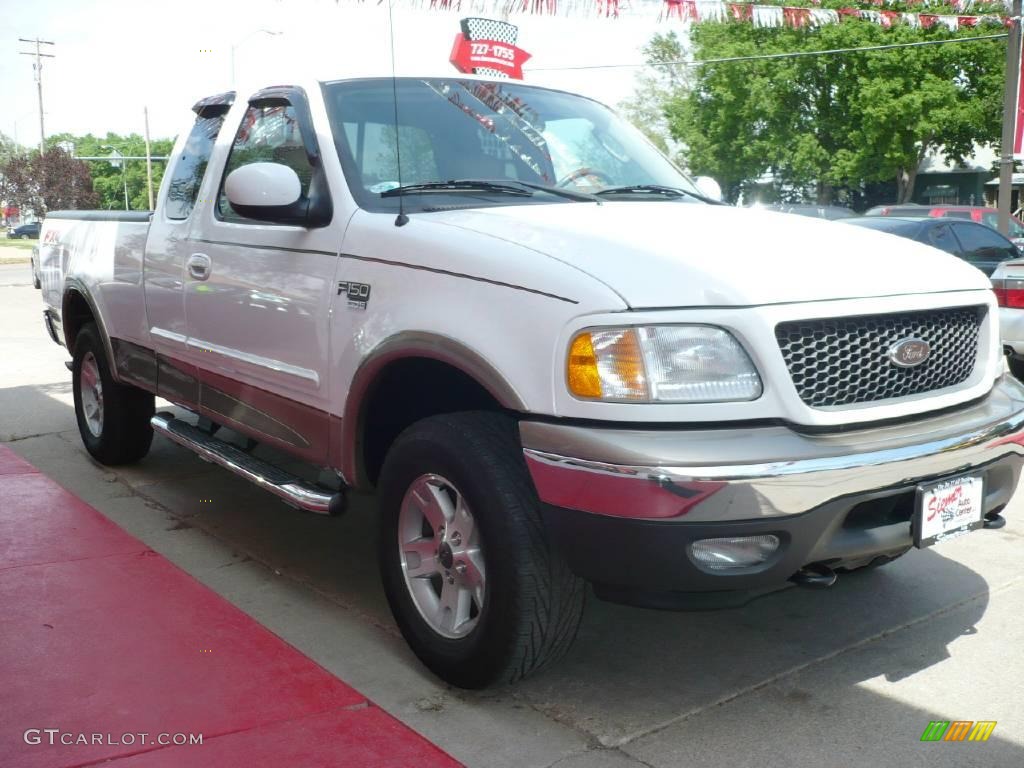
[
  {"xmin": 18, "ymin": 38, "xmax": 55, "ymax": 156},
  {"xmin": 999, "ymin": 0, "xmax": 1023, "ymax": 234},
  {"xmin": 144, "ymin": 107, "xmax": 154, "ymax": 210}
]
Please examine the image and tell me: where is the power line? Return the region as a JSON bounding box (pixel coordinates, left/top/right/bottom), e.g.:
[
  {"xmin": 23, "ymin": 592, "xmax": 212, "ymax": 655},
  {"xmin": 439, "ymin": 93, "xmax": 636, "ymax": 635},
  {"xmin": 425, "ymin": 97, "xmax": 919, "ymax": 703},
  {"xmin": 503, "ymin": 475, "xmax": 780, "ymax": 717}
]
[{"xmin": 526, "ymin": 32, "xmax": 1009, "ymax": 72}]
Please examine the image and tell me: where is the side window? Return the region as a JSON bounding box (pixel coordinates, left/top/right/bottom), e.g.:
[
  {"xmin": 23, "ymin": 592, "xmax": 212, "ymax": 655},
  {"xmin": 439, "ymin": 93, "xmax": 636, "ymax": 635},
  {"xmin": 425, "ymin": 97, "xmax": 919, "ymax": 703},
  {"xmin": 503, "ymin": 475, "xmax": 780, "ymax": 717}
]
[
  {"xmin": 926, "ymin": 223, "xmax": 960, "ymax": 255},
  {"xmin": 218, "ymin": 104, "xmax": 313, "ymax": 222},
  {"xmin": 165, "ymin": 115, "xmax": 224, "ymax": 220},
  {"xmin": 983, "ymin": 212, "xmax": 1024, "ymax": 240},
  {"xmin": 951, "ymin": 223, "xmax": 1017, "ymax": 263}
]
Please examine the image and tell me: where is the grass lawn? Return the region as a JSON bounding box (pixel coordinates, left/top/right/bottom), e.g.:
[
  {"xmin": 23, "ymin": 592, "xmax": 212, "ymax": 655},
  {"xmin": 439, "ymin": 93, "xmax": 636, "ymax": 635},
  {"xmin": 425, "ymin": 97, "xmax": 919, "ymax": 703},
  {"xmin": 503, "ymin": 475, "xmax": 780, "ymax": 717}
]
[
  {"xmin": 0, "ymin": 241, "xmax": 35, "ymax": 264},
  {"xmin": 1, "ymin": 239, "xmax": 37, "ymax": 251}
]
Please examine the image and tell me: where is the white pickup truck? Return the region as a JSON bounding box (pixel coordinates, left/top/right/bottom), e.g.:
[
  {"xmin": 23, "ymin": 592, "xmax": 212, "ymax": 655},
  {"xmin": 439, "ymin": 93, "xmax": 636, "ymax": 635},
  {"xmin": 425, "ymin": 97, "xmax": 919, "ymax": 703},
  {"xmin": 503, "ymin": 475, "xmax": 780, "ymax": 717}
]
[{"xmin": 39, "ymin": 75, "xmax": 1024, "ymax": 688}]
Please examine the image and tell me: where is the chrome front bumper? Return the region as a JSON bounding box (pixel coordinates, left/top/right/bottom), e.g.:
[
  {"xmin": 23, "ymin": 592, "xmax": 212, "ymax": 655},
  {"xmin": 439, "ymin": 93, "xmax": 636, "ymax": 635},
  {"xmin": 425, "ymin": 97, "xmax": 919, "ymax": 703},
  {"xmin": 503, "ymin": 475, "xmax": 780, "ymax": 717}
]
[{"xmin": 522, "ymin": 375, "xmax": 1024, "ymax": 524}]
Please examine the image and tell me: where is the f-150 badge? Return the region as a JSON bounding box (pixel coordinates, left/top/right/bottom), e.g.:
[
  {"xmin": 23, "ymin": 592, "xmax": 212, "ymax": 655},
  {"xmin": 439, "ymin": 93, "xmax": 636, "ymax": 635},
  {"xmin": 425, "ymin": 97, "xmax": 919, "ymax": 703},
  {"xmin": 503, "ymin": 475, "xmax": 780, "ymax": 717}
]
[{"xmin": 337, "ymin": 281, "xmax": 371, "ymax": 310}]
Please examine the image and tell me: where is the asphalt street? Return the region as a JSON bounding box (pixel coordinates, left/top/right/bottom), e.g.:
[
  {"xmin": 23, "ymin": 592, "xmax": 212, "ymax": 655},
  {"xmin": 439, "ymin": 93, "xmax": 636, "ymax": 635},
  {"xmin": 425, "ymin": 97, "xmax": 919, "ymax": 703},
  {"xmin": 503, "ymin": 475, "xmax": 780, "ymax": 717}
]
[
  {"xmin": 2, "ymin": 279, "xmax": 1023, "ymax": 767},
  {"xmin": 0, "ymin": 262, "xmax": 32, "ymax": 287}
]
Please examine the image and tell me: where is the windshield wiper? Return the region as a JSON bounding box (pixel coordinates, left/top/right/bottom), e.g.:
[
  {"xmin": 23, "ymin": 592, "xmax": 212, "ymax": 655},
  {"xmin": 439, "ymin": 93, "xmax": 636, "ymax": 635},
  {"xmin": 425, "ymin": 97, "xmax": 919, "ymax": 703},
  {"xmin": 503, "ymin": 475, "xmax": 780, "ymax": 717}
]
[
  {"xmin": 595, "ymin": 184, "xmax": 723, "ymax": 205},
  {"xmin": 381, "ymin": 180, "xmax": 533, "ymax": 198},
  {"xmin": 507, "ymin": 181, "xmax": 603, "ymax": 203},
  {"xmin": 381, "ymin": 178, "xmax": 602, "ymax": 204}
]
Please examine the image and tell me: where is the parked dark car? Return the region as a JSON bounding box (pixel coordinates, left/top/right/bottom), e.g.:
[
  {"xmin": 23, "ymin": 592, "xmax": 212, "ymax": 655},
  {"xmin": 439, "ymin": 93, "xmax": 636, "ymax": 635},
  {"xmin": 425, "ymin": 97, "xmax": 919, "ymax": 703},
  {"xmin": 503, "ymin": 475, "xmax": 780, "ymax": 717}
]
[
  {"xmin": 864, "ymin": 204, "xmax": 1024, "ymax": 250},
  {"xmin": 7, "ymin": 222, "xmax": 41, "ymax": 240},
  {"xmin": 762, "ymin": 203, "xmax": 859, "ymax": 220},
  {"xmin": 842, "ymin": 216, "xmax": 1019, "ymax": 276}
]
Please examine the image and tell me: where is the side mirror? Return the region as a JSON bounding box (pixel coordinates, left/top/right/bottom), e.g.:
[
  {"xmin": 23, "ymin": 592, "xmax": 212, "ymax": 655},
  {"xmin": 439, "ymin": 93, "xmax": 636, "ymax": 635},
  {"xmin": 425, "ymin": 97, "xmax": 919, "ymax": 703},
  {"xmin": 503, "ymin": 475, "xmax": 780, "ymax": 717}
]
[
  {"xmin": 694, "ymin": 175, "xmax": 723, "ymax": 202},
  {"xmin": 225, "ymin": 162, "xmax": 302, "ymax": 216},
  {"xmin": 224, "ymin": 161, "xmax": 332, "ymax": 227}
]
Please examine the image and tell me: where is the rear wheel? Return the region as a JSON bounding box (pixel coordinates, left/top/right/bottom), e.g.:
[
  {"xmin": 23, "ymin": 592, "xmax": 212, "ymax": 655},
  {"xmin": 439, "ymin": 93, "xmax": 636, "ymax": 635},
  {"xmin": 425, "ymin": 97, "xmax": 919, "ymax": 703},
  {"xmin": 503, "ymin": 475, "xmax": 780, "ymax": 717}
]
[
  {"xmin": 72, "ymin": 323, "xmax": 154, "ymax": 465},
  {"xmin": 378, "ymin": 412, "xmax": 585, "ymax": 688}
]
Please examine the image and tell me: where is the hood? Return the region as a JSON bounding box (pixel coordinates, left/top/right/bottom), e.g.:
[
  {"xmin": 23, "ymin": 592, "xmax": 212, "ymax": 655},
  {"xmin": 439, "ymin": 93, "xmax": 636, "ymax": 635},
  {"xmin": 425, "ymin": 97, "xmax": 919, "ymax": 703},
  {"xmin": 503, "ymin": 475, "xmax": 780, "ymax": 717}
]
[{"xmin": 424, "ymin": 202, "xmax": 992, "ymax": 308}]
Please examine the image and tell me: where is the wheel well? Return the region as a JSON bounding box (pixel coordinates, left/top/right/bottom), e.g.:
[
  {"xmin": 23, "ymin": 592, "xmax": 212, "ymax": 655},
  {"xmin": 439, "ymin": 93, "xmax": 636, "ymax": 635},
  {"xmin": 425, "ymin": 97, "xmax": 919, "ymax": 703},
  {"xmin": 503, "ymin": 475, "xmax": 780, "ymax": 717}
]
[
  {"xmin": 63, "ymin": 291, "xmax": 95, "ymax": 352},
  {"xmin": 359, "ymin": 358, "xmax": 507, "ymax": 486}
]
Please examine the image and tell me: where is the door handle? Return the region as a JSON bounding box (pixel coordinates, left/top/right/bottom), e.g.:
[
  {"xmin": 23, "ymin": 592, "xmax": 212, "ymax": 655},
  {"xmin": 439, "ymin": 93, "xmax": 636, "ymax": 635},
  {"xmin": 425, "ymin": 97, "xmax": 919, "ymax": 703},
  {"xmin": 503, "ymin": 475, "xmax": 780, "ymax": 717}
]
[{"xmin": 187, "ymin": 253, "xmax": 212, "ymax": 281}]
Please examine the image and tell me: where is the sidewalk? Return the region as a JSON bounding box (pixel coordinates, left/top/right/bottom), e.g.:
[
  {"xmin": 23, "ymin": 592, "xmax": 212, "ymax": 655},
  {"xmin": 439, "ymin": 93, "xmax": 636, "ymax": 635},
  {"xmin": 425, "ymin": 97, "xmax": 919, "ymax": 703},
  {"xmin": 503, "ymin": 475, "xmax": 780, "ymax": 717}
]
[{"xmin": 0, "ymin": 445, "xmax": 461, "ymax": 768}]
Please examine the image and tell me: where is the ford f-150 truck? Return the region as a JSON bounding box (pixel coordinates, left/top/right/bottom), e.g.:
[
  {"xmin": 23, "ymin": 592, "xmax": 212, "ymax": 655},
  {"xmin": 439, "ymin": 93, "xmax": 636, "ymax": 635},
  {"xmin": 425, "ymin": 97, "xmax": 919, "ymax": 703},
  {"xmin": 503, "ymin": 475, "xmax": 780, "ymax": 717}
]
[{"xmin": 38, "ymin": 75, "xmax": 1024, "ymax": 688}]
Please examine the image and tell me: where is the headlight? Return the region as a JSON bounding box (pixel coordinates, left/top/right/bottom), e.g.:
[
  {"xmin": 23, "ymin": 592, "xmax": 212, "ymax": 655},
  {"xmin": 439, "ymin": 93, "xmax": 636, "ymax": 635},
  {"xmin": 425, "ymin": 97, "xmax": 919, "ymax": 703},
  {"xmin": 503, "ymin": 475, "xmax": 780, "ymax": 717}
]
[{"xmin": 567, "ymin": 325, "xmax": 762, "ymax": 403}]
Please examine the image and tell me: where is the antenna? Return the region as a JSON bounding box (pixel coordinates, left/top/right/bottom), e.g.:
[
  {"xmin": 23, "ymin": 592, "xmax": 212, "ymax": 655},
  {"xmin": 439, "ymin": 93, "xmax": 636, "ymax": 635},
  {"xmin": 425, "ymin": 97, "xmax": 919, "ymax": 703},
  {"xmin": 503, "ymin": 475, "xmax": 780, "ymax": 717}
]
[{"xmin": 387, "ymin": 0, "xmax": 408, "ymax": 227}]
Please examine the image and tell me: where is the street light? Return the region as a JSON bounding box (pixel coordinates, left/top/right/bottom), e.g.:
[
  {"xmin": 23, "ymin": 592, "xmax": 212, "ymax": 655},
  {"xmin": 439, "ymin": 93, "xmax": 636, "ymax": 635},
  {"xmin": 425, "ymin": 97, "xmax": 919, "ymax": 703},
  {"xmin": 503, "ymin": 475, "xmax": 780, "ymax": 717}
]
[
  {"xmin": 230, "ymin": 30, "xmax": 281, "ymax": 88},
  {"xmin": 102, "ymin": 145, "xmax": 130, "ymax": 210}
]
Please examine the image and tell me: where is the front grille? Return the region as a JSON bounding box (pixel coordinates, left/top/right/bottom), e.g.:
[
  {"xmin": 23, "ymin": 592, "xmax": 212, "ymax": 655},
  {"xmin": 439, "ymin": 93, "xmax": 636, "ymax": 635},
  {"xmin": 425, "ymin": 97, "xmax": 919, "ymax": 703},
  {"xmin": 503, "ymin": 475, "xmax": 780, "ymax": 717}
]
[{"xmin": 776, "ymin": 306, "xmax": 984, "ymax": 408}]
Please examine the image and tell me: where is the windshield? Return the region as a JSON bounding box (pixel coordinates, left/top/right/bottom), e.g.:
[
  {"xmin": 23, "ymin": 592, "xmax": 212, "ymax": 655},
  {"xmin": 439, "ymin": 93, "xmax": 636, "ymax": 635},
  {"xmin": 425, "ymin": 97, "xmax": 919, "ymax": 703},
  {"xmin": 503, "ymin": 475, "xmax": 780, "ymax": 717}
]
[{"xmin": 321, "ymin": 78, "xmax": 701, "ymax": 212}]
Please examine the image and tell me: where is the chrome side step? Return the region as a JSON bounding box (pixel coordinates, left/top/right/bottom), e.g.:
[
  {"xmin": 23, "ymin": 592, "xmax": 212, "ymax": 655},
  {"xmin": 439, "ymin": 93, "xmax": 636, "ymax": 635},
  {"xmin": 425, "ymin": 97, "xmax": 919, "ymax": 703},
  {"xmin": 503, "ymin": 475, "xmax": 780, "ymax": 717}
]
[{"xmin": 151, "ymin": 413, "xmax": 345, "ymax": 515}]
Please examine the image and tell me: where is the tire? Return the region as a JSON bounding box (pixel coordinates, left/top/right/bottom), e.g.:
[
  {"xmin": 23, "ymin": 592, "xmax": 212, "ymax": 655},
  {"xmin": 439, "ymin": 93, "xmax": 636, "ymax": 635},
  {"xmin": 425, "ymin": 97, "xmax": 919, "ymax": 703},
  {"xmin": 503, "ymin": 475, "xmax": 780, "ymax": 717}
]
[
  {"xmin": 32, "ymin": 266, "xmax": 41, "ymax": 289},
  {"xmin": 21, "ymin": 234, "xmax": 30, "ymax": 240},
  {"xmin": 1009, "ymin": 356, "xmax": 1024, "ymax": 382},
  {"xmin": 378, "ymin": 412, "xmax": 585, "ymax": 688},
  {"xmin": 72, "ymin": 322, "xmax": 154, "ymax": 465}
]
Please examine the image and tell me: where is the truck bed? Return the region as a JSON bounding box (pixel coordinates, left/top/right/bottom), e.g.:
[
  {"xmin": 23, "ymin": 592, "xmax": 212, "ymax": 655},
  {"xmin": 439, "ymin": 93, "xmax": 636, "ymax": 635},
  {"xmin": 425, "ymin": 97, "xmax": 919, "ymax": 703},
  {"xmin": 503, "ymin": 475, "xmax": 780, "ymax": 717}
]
[{"xmin": 40, "ymin": 210, "xmax": 153, "ymax": 349}]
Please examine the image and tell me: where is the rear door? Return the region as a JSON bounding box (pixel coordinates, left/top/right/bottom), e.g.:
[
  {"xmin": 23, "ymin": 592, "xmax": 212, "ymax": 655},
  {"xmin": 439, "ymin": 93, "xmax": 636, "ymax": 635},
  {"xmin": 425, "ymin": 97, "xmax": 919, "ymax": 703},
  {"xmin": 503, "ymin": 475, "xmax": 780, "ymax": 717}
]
[
  {"xmin": 144, "ymin": 96, "xmax": 232, "ymax": 406},
  {"xmin": 184, "ymin": 87, "xmax": 342, "ymax": 463}
]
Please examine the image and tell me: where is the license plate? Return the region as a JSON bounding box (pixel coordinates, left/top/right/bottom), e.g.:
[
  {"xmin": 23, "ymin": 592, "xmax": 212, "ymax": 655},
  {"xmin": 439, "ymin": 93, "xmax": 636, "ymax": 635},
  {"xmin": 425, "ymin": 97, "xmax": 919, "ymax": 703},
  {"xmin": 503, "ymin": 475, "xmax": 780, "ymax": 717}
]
[{"xmin": 914, "ymin": 475, "xmax": 984, "ymax": 548}]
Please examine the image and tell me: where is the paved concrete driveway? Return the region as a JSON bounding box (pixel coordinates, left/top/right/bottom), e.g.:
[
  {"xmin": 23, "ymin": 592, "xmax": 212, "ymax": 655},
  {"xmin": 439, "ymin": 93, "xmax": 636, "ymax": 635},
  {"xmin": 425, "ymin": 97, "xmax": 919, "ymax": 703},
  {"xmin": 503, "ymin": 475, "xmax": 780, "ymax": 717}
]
[{"xmin": 3, "ymin": 282, "xmax": 1023, "ymax": 767}]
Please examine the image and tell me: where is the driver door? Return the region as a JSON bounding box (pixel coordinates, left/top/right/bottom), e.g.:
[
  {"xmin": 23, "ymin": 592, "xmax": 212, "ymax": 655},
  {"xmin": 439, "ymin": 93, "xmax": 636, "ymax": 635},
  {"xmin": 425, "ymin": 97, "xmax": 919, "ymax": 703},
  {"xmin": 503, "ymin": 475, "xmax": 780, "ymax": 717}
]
[{"xmin": 184, "ymin": 90, "xmax": 341, "ymax": 463}]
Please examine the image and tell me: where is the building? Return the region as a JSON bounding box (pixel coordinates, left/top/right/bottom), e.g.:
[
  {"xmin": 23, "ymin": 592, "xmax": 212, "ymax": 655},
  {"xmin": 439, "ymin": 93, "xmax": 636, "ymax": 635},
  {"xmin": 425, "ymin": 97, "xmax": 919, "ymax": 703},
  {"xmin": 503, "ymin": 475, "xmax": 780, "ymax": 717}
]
[{"xmin": 912, "ymin": 144, "xmax": 997, "ymax": 207}]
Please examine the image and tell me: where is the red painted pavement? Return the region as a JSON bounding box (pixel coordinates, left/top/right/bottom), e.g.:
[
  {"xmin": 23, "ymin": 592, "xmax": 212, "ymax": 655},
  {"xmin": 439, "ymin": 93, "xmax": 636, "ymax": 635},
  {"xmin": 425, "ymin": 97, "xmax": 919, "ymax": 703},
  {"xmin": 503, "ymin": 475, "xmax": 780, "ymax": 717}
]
[{"xmin": 0, "ymin": 445, "xmax": 461, "ymax": 768}]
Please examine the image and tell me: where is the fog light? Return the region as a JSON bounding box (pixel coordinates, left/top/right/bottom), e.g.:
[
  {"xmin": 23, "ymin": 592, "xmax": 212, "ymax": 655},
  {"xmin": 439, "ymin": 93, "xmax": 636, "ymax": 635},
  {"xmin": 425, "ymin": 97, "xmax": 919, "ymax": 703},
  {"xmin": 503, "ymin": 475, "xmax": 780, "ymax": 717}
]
[{"xmin": 689, "ymin": 535, "xmax": 780, "ymax": 571}]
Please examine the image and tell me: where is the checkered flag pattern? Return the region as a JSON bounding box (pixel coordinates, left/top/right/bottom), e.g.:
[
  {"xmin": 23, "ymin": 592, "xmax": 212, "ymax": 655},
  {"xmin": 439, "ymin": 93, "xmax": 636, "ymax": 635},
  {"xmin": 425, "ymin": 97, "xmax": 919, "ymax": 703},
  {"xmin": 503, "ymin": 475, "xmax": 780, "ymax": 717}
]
[{"xmin": 460, "ymin": 17, "xmax": 518, "ymax": 79}]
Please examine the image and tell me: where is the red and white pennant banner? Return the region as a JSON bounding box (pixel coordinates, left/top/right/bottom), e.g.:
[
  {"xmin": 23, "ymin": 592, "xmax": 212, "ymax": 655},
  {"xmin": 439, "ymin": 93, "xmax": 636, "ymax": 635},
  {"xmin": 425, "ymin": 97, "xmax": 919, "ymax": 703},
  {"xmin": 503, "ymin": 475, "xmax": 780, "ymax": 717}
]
[
  {"xmin": 662, "ymin": 1, "xmax": 1007, "ymax": 28},
  {"xmin": 355, "ymin": 0, "xmax": 1011, "ymax": 21}
]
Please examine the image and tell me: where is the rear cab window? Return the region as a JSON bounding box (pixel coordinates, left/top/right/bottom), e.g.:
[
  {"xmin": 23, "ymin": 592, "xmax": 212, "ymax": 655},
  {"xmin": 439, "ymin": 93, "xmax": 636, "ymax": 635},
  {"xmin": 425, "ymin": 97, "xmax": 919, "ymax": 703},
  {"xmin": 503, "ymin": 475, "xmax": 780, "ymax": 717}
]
[{"xmin": 165, "ymin": 114, "xmax": 227, "ymax": 220}]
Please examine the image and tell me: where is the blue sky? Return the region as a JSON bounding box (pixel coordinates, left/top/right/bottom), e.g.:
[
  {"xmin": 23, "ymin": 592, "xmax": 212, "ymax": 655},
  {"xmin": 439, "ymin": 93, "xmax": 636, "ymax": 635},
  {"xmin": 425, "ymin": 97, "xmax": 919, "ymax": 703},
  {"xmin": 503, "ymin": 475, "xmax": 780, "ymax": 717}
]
[{"xmin": 0, "ymin": 0, "xmax": 671, "ymax": 143}]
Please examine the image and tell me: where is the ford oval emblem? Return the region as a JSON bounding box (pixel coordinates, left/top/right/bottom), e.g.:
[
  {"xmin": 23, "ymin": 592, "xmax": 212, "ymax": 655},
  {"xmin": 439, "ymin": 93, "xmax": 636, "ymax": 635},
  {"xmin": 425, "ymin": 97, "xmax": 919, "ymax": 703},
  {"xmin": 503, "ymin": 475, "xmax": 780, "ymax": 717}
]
[{"xmin": 889, "ymin": 338, "xmax": 931, "ymax": 368}]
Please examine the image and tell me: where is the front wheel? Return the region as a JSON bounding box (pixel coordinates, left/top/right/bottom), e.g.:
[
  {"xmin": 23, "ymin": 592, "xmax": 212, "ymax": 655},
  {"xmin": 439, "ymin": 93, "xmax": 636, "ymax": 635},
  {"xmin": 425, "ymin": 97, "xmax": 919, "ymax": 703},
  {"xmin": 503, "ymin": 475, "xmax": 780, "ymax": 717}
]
[
  {"xmin": 378, "ymin": 412, "xmax": 585, "ymax": 688},
  {"xmin": 72, "ymin": 323, "xmax": 155, "ymax": 465}
]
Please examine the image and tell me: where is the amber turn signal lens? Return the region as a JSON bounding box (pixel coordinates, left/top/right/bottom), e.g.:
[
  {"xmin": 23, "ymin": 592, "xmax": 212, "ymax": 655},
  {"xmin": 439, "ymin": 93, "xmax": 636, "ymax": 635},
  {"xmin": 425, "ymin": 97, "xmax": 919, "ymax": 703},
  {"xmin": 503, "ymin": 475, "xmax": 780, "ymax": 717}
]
[
  {"xmin": 567, "ymin": 332, "xmax": 602, "ymax": 398},
  {"xmin": 567, "ymin": 329, "xmax": 648, "ymax": 400}
]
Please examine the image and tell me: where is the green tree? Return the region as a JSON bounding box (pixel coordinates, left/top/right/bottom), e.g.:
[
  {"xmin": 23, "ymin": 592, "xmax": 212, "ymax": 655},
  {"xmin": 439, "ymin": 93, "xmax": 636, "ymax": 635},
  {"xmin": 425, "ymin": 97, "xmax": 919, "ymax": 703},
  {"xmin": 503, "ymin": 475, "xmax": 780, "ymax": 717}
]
[
  {"xmin": 46, "ymin": 132, "xmax": 175, "ymax": 211},
  {"xmin": 0, "ymin": 147, "xmax": 99, "ymax": 213},
  {"xmin": 659, "ymin": 21, "xmax": 1003, "ymax": 204},
  {"xmin": 620, "ymin": 32, "xmax": 690, "ymax": 155}
]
